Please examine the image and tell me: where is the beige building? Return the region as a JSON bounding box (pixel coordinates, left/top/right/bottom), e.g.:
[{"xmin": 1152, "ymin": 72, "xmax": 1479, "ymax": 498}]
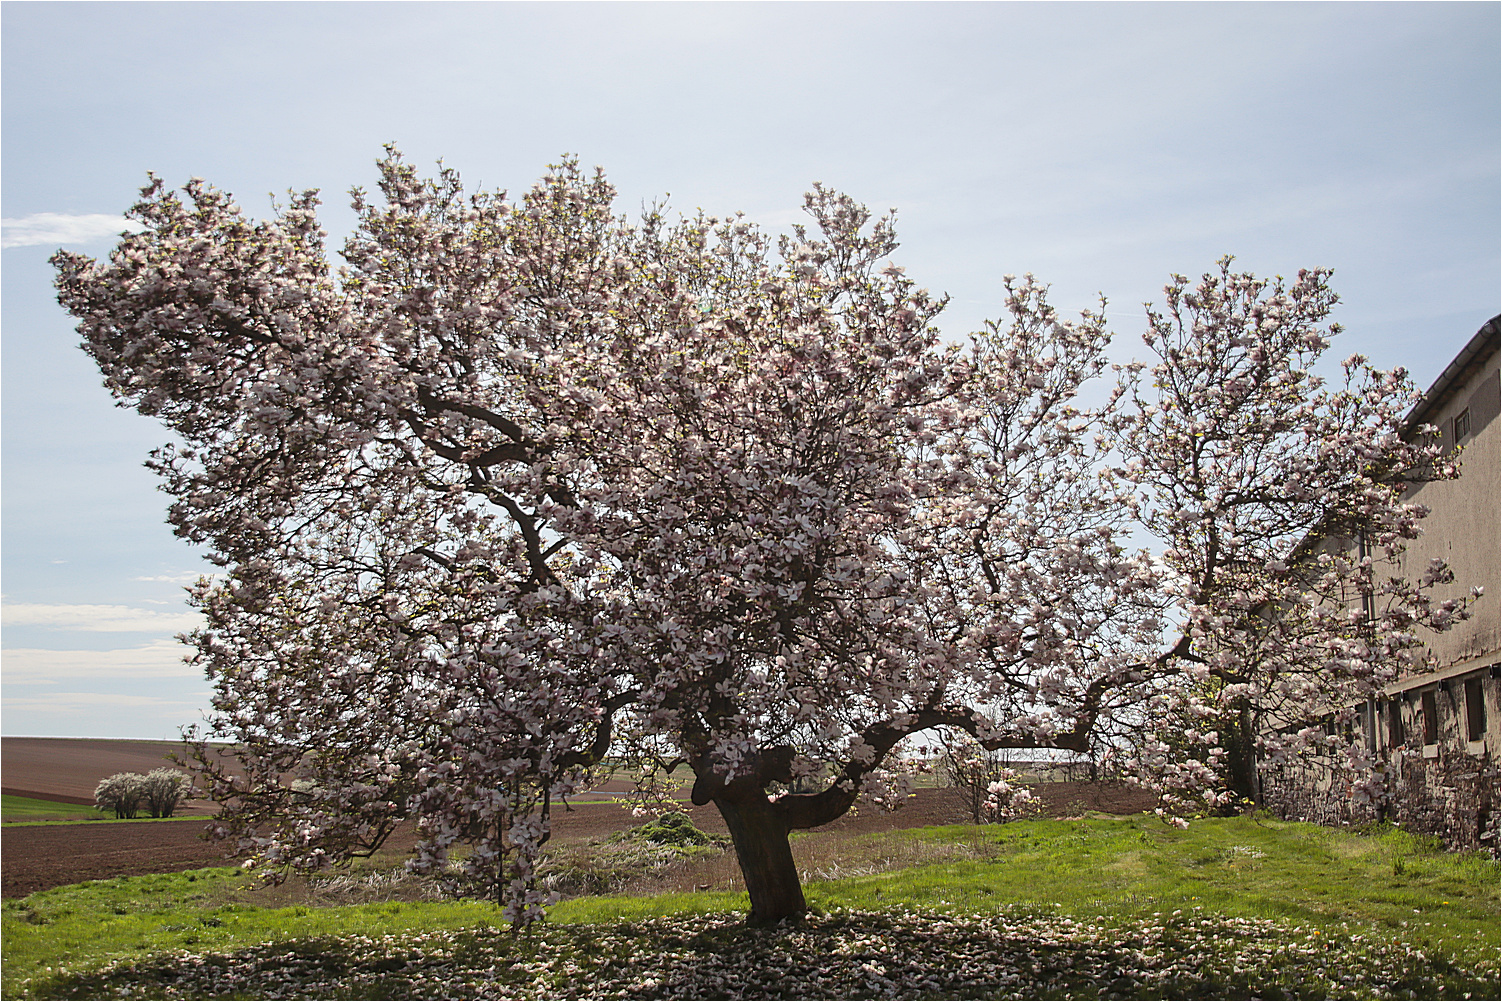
[{"xmin": 1260, "ymin": 317, "xmax": 1500, "ymax": 851}]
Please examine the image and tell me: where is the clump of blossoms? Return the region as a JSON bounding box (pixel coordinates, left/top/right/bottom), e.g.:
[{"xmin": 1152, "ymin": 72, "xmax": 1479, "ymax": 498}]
[
  {"xmin": 932, "ymin": 735, "xmax": 1041, "ymax": 824},
  {"xmin": 53, "ymin": 151, "xmax": 1469, "ymax": 925},
  {"xmin": 983, "ymin": 772, "xmax": 1041, "ymax": 822}
]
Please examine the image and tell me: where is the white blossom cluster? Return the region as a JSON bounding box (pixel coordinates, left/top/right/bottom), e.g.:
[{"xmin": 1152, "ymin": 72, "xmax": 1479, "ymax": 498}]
[
  {"xmin": 51, "ymin": 152, "xmax": 1473, "ymax": 921},
  {"xmin": 34, "ymin": 909, "xmax": 1498, "ymax": 1000},
  {"xmin": 94, "ymin": 768, "xmax": 193, "ymax": 819}
]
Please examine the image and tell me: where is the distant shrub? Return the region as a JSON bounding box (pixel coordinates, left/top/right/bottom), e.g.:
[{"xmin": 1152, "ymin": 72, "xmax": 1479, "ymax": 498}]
[
  {"xmin": 94, "ymin": 768, "xmax": 193, "ymax": 819},
  {"xmin": 623, "ymin": 811, "xmax": 720, "ymax": 847},
  {"xmin": 141, "ymin": 768, "xmax": 193, "ymax": 818},
  {"xmin": 538, "ymin": 811, "xmax": 731, "ymax": 898},
  {"xmin": 94, "ymin": 773, "xmax": 147, "ymax": 819}
]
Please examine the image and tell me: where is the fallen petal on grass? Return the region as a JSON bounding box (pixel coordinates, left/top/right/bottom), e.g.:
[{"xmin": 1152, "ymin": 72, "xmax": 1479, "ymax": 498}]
[{"xmin": 29, "ymin": 908, "xmax": 1501, "ymax": 1001}]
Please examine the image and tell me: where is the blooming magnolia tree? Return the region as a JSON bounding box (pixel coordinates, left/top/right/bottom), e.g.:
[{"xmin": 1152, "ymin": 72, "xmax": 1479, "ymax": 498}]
[
  {"xmin": 1112, "ymin": 271, "xmax": 1472, "ymax": 814},
  {"xmin": 53, "ymin": 150, "xmax": 1466, "ymax": 924}
]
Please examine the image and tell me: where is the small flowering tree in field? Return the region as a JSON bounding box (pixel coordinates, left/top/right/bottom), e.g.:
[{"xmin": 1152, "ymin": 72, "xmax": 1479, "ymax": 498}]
[
  {"xmin": 1110, "ymin": 268, "xmax": 1474, "ymax": 817},
  {"xmin": 53, "ymin": 150, "xmax": 1466, "ymax": 923},
  {"xmin": 141, "ymin": 768, "xmax": 194, "ymax": 818},
  {"xmin": 95, "ymin": 772, "xmax": 146, "ymax": 819},
  {"xmin": 94, "ymin": 768, "xmax": 193, "ymax": 818},
  {"xmin": 938, "ymin": 736, "xmax": 1040, "ymax": 823}
]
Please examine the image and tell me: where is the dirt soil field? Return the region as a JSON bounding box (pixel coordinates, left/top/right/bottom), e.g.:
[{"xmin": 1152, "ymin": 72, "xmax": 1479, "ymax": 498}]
[
  {"xmin": 2, "ymin": 820, "xmax": 234, "ymax": 899},
  {"xmin": 1, "ymin": 782, "xmax": 1152, "ymax": 899},
  {"xmin": 2, "ymin": 736, "xmax": 219, "ymax": 812}
]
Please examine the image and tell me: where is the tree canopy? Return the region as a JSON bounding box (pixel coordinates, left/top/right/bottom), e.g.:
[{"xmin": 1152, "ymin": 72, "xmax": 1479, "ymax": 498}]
[{"xmin": 53, "ymin": 151, "xmax": 1471, "ymax": 923}]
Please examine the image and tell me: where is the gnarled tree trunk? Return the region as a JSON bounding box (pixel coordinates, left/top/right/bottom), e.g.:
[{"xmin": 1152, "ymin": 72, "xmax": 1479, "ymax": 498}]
[{"xmin": 715, "ymin": 791, "xmax": 806, "ymax": 924}]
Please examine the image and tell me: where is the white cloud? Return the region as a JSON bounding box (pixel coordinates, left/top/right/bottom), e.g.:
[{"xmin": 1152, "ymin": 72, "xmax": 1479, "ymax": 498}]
[
  {"xmin": 1, "ymin": 639, "xmax": 199, "ymax": 683},
  {"xmin": 1, "ymin": 691, "xmax": 206, "ymax": 712},
  {"xmin": 1, "ymin": 603, "xmax": 202, "ymax": 632},
  {"xmin": 132, "ymin": 573, "xmax": 212, "ymax": 585},
  {"xmin": 1, "ymin": 212, "xmax": 143, "ymax": 249}
]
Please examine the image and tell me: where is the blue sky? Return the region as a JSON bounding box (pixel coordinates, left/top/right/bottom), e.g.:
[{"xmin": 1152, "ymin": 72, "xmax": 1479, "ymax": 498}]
[{"xmin": 3, "ymin": 1, "xmax": 1498, "ymax": 740}]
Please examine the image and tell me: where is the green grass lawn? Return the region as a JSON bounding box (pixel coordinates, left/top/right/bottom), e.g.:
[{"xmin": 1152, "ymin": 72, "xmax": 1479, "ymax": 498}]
[
  {"xmin": 3, "ymin": 813, "xmax": 1497, "ymax": 999},
  {"xmin": 553, "ymin": 814, "xmax": 1500, "ymax": 970},
  {"xmin": 1, "ymin": 793, "xmax": 213, "ymax": 826},
  {"xmin": 1, "ymin": 794, "xmax": 109, "ymax": 823}
]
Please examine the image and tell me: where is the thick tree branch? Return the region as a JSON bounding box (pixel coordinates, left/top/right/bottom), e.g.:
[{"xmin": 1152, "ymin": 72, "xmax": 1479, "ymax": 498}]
[
  {"xmin": 558, "ymin": 690, "xmax": 641, "ymax": 770},
  {"xmin": 416, "ymin": 385, "xmax": 533, "ymax": 446}
]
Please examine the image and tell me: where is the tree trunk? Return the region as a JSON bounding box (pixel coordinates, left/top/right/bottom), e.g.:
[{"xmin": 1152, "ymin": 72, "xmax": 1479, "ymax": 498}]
[
  {"xmin": 1219, "ymin": 697, "xmax": 1261, "ymax": 811},
  {"xmin": 715, "ymin": 792, "xmax": 806, "ymax": 924}
]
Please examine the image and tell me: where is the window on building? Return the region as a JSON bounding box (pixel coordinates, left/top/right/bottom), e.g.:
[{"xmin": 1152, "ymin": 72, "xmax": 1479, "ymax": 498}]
[
  {"xmin": 1453, "ymin": 408, "xmax": 1471, "ymax": 442},
  {"xmin": 1421, "ymin": 689, "xmax": 1439, "ymax": 746},
  {"xmin": 1388, "ymin": 699, "xmax": 1403, "ymax": 747},
  {"xmin": 1465, "ymin": 677, "xmax": 1486, "ymax": 742}
]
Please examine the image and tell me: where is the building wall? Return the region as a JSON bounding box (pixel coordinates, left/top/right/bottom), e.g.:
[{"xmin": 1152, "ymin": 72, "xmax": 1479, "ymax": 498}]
[
  {"xmin": 1258, "ymin": 319, "xmax": 1501, "ymax": 852},
  {"xmin": 1399, "ymin": 333, "xmax": 1501, "ymax": 672}
]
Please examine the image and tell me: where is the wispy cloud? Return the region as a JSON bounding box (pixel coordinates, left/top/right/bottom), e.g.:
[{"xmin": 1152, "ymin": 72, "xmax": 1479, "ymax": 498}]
[
  {"xmin": 1, "ymin": 603, "xmax": 202, "ymax": 632},
  {"xmin": 132, "ymin": 573, "xmax": 212, "ymax": 585},
  {"xmin": 1, "ymin": 212, "xmax": 142, "ymax": 249},
  {"xmin": 1, "ymin": 691, "xmax": 206, "ymax": 713},
  {"xmin": 1, "ymin": 639, "xmax": 199, "ymax": 683}
]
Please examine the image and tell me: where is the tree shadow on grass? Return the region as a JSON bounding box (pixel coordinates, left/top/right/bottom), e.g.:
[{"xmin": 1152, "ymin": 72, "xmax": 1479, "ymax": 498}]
[{"xmin": 27, "ymin": 910, "xmax": 1499, "ymax": 1000}]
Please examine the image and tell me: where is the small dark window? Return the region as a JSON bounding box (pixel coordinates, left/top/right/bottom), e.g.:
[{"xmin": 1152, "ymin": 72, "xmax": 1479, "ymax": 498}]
[
  {"xmin": 1465, "ymin": 677, "xmax": 1486, "ymax": 742},
  {"xmin": 1453, "ymin": 408, "xmax": 1471, "ymax": 442},
  {"xmin": 1421, "ymin": 689, "xmax": 1439, "ymax": 745},
  {"xmin": 1388, "ymin": 699, "xmax": 1404, "ymax": 746}
]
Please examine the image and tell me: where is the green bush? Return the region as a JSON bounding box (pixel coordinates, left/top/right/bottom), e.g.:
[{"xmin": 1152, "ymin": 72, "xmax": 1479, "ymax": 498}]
[{"xmin": 613, "ymin": 810, "xmax": 721, "ymax": 847}]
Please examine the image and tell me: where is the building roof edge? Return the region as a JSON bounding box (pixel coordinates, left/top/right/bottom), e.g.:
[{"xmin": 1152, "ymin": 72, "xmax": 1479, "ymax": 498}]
[{"xmin": 1403, "ymin": 315, "xmax": 1501, "ymax": 431}]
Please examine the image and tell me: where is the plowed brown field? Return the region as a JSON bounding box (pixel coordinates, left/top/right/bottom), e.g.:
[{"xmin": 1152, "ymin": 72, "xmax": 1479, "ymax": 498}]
[
  {"xmin": 2, "ymin": 736, "xmax": 219, "ymax": 812},
  {"xmin": 2, "ymin": 737, "xmax": 1152, "ymax": 899},
  {"xmin": 2, "ymin": 782, "xmax": 1151, "ymax": 899},
  {"xmin": 2, "ymin": 820, "xmax": 230, "ymax": 898}
]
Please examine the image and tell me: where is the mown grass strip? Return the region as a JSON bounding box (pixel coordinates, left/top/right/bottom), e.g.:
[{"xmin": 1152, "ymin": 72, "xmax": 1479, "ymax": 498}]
[
  {"xmin": 1, "ymin": 793, "xmax": 213, "ymax": 826},
  {"xmin": 3, "ymin": 816, "xmax": 216, "ymax": 828},
  {"xmin": 2, "ymin": 869, "xmax": 505, "ymax": 998}
]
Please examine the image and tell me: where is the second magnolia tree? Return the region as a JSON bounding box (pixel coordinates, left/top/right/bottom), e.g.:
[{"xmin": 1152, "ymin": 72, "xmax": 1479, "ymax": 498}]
[{"xmin": 53, "ymin": 152, "xmax": 1469, "ymax": 922}]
